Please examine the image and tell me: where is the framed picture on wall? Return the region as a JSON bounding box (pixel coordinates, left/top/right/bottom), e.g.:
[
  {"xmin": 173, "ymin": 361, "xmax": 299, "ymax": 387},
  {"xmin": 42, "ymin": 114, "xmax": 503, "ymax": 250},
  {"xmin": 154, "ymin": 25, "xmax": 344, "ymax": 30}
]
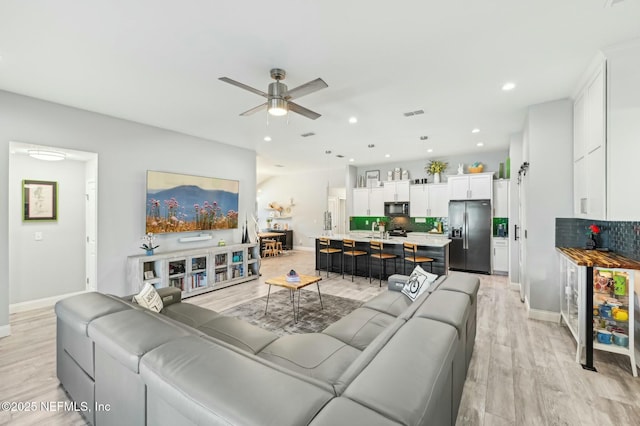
[
  {"xmin": 22, "ymin": 180, "xmax": 58, "ymax": 221},
  {"xmin": 365, "ymin": 170, "xmax": 380, "ymax": 187}
]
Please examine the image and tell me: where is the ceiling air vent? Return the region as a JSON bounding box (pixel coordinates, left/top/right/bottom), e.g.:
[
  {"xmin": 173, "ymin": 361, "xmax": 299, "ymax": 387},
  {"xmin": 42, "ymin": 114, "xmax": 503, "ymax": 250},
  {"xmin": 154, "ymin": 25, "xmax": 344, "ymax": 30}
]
[
  {"xmin": 403, "ymin": 109, "xmax": 425, "ymax": 117},
  {"xmin": 301, "ymin": 132, "xmax": 316, "ymax": 137},
  {"xmin": 420, "ymin": 136, "xmax": 429, "ymax": 140}
]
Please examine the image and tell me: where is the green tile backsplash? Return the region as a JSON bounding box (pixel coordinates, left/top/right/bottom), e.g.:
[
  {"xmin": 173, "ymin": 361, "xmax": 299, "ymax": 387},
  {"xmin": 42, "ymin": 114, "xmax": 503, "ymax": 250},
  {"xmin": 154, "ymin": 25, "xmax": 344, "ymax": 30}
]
[{"xmin": 350, "ymin": 216, "xmax": 448, "ymax": 234}]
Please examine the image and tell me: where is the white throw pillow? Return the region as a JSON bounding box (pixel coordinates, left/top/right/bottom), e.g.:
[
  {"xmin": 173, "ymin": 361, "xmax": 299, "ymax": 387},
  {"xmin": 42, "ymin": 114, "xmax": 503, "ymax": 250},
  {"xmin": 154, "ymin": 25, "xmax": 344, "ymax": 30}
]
[
  {"xmin": 134, "ymin": 283, "xmax": 164, "ymax": 313},
  {"xmin": 401, "ymin": 265, "xmax": 438, "ymax": 302}
]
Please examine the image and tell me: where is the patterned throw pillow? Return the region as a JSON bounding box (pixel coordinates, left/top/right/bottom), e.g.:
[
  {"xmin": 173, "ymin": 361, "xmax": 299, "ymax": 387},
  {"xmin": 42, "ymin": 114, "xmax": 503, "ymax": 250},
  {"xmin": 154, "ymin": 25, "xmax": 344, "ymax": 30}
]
[
  {"xmin": 134, "ymin": 283, "xmax": 164, "ymax": 312},
  {"xmin": 401, "ymin": 265, "xmax": 438, "ymax": 301}
]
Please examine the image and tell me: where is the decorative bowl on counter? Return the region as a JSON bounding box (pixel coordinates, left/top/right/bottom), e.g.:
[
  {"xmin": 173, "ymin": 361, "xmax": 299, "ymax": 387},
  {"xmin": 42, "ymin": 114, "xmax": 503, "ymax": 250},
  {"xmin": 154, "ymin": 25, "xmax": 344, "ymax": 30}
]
[{"xmin": 468, "ymin": 164, "xmax": 484, "ymax": 173}]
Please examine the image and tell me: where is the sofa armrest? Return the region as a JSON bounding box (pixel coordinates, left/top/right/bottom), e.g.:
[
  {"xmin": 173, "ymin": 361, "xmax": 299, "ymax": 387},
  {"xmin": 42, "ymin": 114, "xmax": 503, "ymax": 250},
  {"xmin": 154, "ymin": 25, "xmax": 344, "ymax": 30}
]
[
  {"xmin": 157, "ymin": 287, "xmax": 182, "ymax": 307},
  {"xmin": 387, "ymin": 275, "xmax": 410, "ymax": 292}
]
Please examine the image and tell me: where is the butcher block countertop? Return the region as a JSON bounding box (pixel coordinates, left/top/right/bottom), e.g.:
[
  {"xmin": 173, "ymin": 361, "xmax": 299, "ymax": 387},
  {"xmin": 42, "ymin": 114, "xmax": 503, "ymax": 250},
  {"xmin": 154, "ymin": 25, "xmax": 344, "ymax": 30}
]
[{"xmin": 556, "ymin": 247, "xmax": 640, "ymax": 270}]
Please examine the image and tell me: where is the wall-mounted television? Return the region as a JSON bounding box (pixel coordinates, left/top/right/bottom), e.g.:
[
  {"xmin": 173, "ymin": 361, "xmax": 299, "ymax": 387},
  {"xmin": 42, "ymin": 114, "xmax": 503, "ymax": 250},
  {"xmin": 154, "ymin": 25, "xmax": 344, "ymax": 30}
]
[{"xmin": 146, "ymin": 170, "xmax": 239, "ymax": 234}]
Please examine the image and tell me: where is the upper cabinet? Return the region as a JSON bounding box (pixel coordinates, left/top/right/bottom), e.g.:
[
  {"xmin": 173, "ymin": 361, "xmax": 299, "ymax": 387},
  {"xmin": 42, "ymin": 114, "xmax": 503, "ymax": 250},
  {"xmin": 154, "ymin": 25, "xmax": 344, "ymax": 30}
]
[
  {"xmin": 409, "ymin": 183, "xmax": 448, "ymax": 217},
  {"xmin": 383, "ymin": 181, "xmax": 410, "ymax": 202},
  {"xmin": 353, "ymin": 187, "xmax": 384, "ymax": 216},
  {"xmin": 448, "ymin": 173, "xmax": 493, "ymax": 200},
  {"xmin": 493, "ymin": 180, "xmax": 509, "ymax": 218},
  {"xmin": 573, "ymin": 60, "xmax": 606, "ymax": 220}
]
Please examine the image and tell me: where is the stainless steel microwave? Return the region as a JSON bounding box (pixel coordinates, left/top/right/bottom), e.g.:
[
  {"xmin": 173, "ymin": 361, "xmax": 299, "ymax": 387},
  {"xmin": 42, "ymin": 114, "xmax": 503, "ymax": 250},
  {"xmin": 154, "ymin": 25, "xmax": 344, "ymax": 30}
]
[{"xmin": 384, "ymin": 202, "xmax": 409, "ymax": 217}]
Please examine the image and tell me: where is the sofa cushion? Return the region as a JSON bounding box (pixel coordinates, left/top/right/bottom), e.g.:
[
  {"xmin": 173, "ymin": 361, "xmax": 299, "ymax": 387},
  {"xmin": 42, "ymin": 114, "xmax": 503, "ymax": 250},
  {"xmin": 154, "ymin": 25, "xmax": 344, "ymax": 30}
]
[
  {"xmin": 161, "ymin": 301, "xmax": 221, "ymax": 327},
  {"xmin": 361, "ymin": 291, "xmax": 411, "ymax": 317},
  {"xmin": 322, "ymin": 307, "xmax": 396, "ymax": 350},
  {"xmin": 141, "ymin": 336, "xmax": 334, "ymax": 426},
  {"xmin": 55, "ymin": 292, "xmax": 131, "ymax": 336},
  {"xmin": 88, "ymin": 309, "xmax": 190, "ymax": 373},
  {"xmin": 258, "ymin": 333, "xmax": 362, "ymax": 386},
  {"xmin": 343, "ymin": 318, "xmax": 457, "ymax": 426},
  {"xmin": 437, "ymin": 272, "xmax": 480, "ymax": 306},
  {"xmin": 412, "ymin": 290, "xmax": 470, "ymax": 338},
  {"xmin": 198, "ymin": 316, "xmax": 278, "ymax": 354}
]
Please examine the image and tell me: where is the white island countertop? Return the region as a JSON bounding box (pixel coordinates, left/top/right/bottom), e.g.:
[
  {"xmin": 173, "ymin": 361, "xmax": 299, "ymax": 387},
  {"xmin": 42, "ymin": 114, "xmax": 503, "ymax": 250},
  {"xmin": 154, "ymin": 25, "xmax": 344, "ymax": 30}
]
[{"xmin": 313, "ymin": 232, "xmax": 451, "ymax": 247}]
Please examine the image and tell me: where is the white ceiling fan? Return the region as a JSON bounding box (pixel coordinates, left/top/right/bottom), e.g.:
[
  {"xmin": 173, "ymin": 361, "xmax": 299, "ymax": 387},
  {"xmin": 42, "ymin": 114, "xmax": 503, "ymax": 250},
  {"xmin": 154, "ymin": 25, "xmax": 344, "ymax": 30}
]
[{"xmin": 219, "ymin": 68, "xmax": 328, "ymax": 120}]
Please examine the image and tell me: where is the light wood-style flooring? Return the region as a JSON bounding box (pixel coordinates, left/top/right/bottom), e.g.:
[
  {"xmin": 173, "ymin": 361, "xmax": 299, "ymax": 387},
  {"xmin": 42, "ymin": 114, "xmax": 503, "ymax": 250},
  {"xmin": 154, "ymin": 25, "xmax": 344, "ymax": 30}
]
[{"xmin": 0, "ymin": 250, "xmax": 638, "ymax": 425}]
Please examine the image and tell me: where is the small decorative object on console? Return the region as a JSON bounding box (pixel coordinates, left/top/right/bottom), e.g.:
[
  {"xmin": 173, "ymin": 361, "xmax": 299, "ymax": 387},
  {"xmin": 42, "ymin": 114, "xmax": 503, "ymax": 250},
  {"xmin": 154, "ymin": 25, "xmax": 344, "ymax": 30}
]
[
  {"xmin": 141, "ymin": 232, "xmax": 159, "ymax": 255},
  {"xmin": 468, "ymin": 162, "xmax": 484, "ymax": 173}
]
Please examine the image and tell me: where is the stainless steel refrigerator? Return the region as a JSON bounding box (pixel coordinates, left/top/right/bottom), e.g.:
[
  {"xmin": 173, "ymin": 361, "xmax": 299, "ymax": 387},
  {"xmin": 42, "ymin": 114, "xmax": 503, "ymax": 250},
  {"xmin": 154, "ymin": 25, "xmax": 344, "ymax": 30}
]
[{"xmin": 449, "ymin": 200, "xmax": 491, "ymax": 274}]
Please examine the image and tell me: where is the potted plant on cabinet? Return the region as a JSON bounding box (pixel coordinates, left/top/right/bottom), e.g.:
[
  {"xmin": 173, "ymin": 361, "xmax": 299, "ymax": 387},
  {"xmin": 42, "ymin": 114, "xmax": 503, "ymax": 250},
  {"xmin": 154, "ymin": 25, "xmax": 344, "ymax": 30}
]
[{"xmin": 425, "ymin": 160, "xmax": 448, "ymax": 184}]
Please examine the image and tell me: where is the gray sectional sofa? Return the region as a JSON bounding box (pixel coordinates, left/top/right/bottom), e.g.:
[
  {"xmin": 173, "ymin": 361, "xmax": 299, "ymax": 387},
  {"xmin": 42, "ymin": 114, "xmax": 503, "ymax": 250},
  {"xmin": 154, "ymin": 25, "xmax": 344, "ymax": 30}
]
[{"xmin": 55, "ymin": 272, "xmax": 479, "ymax": 426}]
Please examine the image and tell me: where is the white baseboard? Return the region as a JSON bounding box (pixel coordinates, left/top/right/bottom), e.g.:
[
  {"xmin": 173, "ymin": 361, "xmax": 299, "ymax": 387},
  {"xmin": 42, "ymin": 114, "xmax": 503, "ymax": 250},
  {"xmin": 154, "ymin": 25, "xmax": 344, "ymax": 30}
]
[
  {"xmin": 509, "ymin": 281, "xmax": 520, "ymax": 291},
  {"xmin": 525, "ymin": 299, "xmax": 561, "ymax": 323},
  {"xmin": 0, "ymin": 324, "xmax": 10, "ymax": 338},
  {"xmin": 9, "ymin": 290, "xmax": 89, "ymax": 314}
]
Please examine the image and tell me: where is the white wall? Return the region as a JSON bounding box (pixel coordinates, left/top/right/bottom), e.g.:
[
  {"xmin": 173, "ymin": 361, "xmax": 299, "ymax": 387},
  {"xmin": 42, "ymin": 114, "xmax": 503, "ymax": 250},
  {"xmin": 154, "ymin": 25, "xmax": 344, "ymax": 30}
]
[
  {"xmin": 0, "ymin": 90, "xmax": 256, "ymax": 331},
  {"xmin": 8, "ymin": 155, "xmax": 87, "ymax": 303},
  {"xmin": 257, "ymin": 168, "xmax": 345, "ymax": 248},
  {"xmin": 524, "ymin": 99, "xmax": 573, "ymax": 313}
]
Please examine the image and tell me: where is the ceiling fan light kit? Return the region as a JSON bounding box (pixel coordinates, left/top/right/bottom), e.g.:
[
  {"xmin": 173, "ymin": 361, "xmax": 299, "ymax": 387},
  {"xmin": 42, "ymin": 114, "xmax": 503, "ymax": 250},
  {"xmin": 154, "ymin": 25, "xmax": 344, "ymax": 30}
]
[{"xmin": 219, "ymin": 68, "xmax": 327, "ymax": 120}]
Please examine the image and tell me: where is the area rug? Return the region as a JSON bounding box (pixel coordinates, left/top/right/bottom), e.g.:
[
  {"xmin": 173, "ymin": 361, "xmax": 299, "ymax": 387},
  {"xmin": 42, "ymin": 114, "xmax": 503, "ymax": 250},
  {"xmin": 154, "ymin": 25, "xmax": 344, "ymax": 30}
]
[{"xmin": 222, "ymin": 289, "xmax": 363, "ymax": 336}]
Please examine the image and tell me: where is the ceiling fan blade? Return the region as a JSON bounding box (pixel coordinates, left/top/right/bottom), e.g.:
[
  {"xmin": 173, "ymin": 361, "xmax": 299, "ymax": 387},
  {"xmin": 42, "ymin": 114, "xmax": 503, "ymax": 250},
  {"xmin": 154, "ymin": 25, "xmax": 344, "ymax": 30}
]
[
  {"xmin": 219, "ymin": 77, "xmax": 268, "ymax": 98},
  {"xmin": 240, "ymin": 103, "xmax": 268, "ymax": 116},
  {"xmin": 285, "ymin": 78, "xmax": 328, "ymax": 100},
  {"xmin": 287, "ymin": 101, "xmax": 322, "ymax": 120}
]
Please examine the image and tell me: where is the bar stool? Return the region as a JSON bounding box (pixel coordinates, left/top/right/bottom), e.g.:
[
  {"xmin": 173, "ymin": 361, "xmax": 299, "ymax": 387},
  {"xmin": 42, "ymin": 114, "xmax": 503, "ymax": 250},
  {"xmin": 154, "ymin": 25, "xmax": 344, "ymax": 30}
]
[
  {"xmin": 402, "ymin": 242, "xmax": 434, "ymax": 274},
  {"xmin": 318, "ymin": 237, "xmax": 342, "ymax": 277},
  {"xmin": 275, "ymin": 241, "xmax": 284, "ymax": 255},
  {"xmin": 369, "ymin": 240, "xmax": 397, "ymax": 287},
  {"xmin": 262, "ymin": 239, "xmax": 277, "ymax": 257},
  {"xmin": 342, "ymin": 239, "xmax": 368, "ymax": 282}
]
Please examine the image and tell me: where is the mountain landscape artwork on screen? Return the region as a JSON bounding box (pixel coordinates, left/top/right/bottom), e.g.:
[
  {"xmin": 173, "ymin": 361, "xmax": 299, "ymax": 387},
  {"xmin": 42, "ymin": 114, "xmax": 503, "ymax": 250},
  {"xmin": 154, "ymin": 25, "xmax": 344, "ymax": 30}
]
[{"xmin": 146, "ymin": 170, "xmax": 239, "ymax": 233}]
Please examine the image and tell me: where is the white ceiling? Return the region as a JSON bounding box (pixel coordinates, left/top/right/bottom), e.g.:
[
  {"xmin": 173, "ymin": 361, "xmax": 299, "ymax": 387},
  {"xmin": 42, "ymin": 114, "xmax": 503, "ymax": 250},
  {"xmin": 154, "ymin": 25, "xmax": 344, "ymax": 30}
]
[{"xmin": 1, "ymin": 1, "xmax": 639, "ymax": 182}]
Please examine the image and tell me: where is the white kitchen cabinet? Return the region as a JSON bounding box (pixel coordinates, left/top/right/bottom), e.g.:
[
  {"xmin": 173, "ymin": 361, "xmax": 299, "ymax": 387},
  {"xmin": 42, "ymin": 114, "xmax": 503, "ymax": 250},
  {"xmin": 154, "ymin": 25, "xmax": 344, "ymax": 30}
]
[
  {"xmin": 383, "ymin": 181, "xmax": 410, "ymax": 202},
  {"xmin": 448, "ymin": 173, "xmax": 493, "ymax": 200},
  {"xmin": 409, "ymin": 183, "xmax": 448, "ymax": 217},
  {"xmin": 492, "ymin": 237, "xmax": 509, "ymax": 274},
  {"xmin": 573, "ymin": 59, "xmax": 606, "ymax": 220},
  {"xmin": 409, "ymin": 185, "xmax": 428, "ymax": 217},
  {"xmin": 353, "ymin": 187, "xmax": 384, "ymax": 216},
  {"xmin": 493, "ymin": 180, "xmax": 509, "ymax": 217},
  {"xmin": 428, "ymin": 184, "xmax": 449, "ymax": 217}
]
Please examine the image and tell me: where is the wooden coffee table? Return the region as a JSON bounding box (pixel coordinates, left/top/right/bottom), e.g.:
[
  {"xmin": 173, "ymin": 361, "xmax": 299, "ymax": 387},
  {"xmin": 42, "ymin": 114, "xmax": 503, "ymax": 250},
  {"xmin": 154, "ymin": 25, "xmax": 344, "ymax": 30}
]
[{"xmin": 264, "ymin": 274, "xmax": 323, "ymax": 323}]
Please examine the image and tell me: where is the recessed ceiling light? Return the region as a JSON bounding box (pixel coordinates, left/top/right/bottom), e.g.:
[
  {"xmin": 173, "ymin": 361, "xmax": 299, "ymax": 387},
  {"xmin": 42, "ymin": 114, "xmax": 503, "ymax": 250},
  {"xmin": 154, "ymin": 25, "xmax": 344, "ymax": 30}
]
[
  {"xmin": 368, "ymin": 144, "xmax": 375, "ymax": 148},
  {"xmin": 263, "ymin": 136, "xmax": 271, "ymax": 142},
  {"xmin": 502, "ymin": 82, "xmax": 516, "ymax": 91},
  {"xmin": 471, "ymin": 128, "xmax": 480, "ymax": 134},
  {"xmin": 427, "ymin": 149, "xmax": 433, "ymax": 153},
  {"xmin": 349, "ymin": 158, "xmax": 355, "ymax": 162},
  {"xmin": 477, "ymin": 142, "xmax": 484, "ymax": 147},
  {"xmin": 349, "ymin": 117, "xmax": 358, "ymax": 124},
  {"xmin": 385, "ymin": 154, "xmax": 391, "ymax": 158}
]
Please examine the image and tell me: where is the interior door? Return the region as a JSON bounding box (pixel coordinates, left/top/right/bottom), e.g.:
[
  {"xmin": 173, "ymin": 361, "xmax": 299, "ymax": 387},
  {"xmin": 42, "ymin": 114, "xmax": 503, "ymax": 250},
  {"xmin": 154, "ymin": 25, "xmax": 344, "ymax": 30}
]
[{"xmin": 518, "ymin": 176, "xmax": 527, "ymax": 302}]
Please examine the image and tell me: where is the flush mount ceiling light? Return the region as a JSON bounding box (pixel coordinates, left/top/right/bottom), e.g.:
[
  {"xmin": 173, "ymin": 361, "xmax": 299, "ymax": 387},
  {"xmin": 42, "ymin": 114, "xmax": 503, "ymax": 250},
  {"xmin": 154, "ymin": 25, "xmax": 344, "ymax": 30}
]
[
  {"xmin": 502, "ymin": 82, "xmax": 516, "ymax": 91},
  {"xmin": 471, "ymin": 128, "xmax": 480, "ymax": 133},
  {"xmin": 28, "ymin": 149, "xmax": 66, "ymax": 161}
]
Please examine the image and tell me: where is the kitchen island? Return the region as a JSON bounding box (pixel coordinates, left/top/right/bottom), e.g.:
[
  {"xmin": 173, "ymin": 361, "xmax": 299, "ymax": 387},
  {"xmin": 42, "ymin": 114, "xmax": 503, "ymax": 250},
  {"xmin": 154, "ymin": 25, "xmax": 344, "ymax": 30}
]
[{"xmin": 314, "ymin": 233, "xmax": 451, "ymax": 279}]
